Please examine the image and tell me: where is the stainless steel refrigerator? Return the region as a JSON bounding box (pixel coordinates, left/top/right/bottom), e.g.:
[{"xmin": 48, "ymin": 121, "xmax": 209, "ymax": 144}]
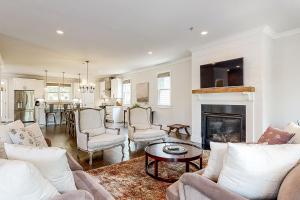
[{"xmin": 14, "ymin": 90, "xmax": 35, "ymax": 122}]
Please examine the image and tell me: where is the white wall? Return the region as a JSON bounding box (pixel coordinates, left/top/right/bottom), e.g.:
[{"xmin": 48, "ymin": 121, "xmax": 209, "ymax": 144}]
[
  {"xmin": 191, "ymin": 27, "xmax": 272, "ymax": 143},
  {"xmin": 269, "ymin": 33, "xmax": 300, "ymax": 128},
  {"xmin": 121, "ymin": 58, "xmax": 192, "ymax": 127}
]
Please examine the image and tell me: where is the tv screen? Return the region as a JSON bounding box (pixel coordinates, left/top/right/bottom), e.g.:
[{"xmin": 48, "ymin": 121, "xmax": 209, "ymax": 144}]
[{"xmin": 200, "ymin": 58, "xmax": 244, "ymax": 88}]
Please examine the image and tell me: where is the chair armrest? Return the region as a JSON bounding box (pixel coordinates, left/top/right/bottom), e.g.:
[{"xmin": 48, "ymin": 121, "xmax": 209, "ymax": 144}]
[
  {"xmin": 66, "ymin": 152, "xmax": 83, "ymax": 171},
  {"xmin": 151, "ymin": 124, "xmax": 162, "ymax": 130},
  {"xmin": 179, "ymin": 173, "xmax": 247, "ymax": 200},
  {"xmin": 106, "ymin": 127, "xmax": 120, "ymax": 135},
  {"xmin": 45, "ymin": 138, "xmax": 52, "ymax": 147},
  {"xmin": 50, "ymin": 190, "xmax": 94, "ymax": 200},
  {"xmin": 77, "ymin": 131, "xmax": 89, "ymax": 151},
  {"xmin": 128, "ymin": 125, "xmax": 136, "ymax": 132}
]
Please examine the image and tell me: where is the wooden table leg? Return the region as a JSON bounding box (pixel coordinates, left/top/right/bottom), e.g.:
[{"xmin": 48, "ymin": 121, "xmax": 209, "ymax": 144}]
[
  {"xmin": 186, "ymin": 162, "xmax": 190, "ymax": 172},
  {"xmin": 154, "ymin": 160, "xmax": 158, "ymax": 177},
  {"xmin": 184, "ymin": 127, "xmax": 191, "ymax": 136},
  {"xmin": 145, "ymin": 155, "xmax": 148, "ymax": 172},
  {"xmin": 168, "ymin": 127, "xmax": 172, "ymax": 135},
  {"xmin": 200, "ymin": 156, "xmax": 203, "ymax": 169}
]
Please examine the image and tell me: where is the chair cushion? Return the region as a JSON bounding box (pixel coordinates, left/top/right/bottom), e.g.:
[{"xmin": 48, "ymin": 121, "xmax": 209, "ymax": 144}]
[
  {"xmin": 88, "ymin": 134, "xmax": 125, "ymax": 150},
  {"xmin": 133, "ymin": 128, "xmax": 166, "ymax": 140},
  {"xmin": 83, "ymin": 128, "xmax": 106, "ymax": 137},
  {"xmin": 278, "ymin": 164, "xmax": 300, "ymax": 200}
]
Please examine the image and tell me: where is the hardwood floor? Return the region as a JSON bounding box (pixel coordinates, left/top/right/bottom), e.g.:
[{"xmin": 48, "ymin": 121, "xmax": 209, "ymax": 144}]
[{"xmin": 41, "ymin": 123, "xmax": 193, "ymax": 171}]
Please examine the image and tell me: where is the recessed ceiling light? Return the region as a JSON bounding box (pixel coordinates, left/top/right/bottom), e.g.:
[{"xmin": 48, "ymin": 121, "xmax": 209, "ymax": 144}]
[
  {"xmin": 201, "ymin": 31, "xmax": 208, "ymax": 36},
  {"xmin": 148, "ymin": 51, "xmax": 153, "ymax": 55},
  {"xmin": 56, "ymin": 30, "xmax": 64, "ymax": 35}
]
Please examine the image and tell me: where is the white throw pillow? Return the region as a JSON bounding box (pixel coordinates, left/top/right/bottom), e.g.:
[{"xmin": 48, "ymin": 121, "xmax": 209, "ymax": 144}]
[
  {"xmin": 25, "ymin": 123, "xmax": 48, "ymax": 147},
  {"xmin": 218, "ymin": 143, "xmax": 300, "ymax": 199},
  {"xmin": 4, "ymin": 143, "xmax": 77, "ymax": 193},
  {"xmin": 0, "ymin": 159, "xmax": 59, "ymax": 200},
  {"xmin": 285, "ymin": 122, "xmax": 300, "ymax": 143},
  {"xmin": 8, "ymin": 127, "xmax": 37, "ymax": 146},
  {"xmin": 0, "ymin": 120, "xmax": 25, "ymax": 158},
  {"xmin": 203, "ymin": 142, "xmax": 228, "ymax": 181}
]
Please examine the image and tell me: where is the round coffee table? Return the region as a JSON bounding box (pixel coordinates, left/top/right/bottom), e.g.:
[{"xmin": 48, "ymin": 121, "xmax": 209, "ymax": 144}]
[{"xmin": 145, "ymin": 142, "xmax": 203, "ymax": 183}]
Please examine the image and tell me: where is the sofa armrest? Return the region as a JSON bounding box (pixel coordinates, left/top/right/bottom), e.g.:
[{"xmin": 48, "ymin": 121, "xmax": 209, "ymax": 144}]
[
  {"xmin": 151, "ymin": 124, "xmax": 162, "ymax": 130},
  {"xmin": 179, "ymin": 173, "xmax": 247, "ymax": 200},
  {"xmin": 73, "ymin": 171, "xmax": 114, "ymax": 200},
  {"xmin": 51, "ymin": 190, "xmax": 94, "ymax": 200},
  {"xmin": 67, "ymin": 152, "xmax": 83, "ymax": 171},
  {"xmin": 45, "ymin": 138, "xmax": 52, "ymax": 147}
]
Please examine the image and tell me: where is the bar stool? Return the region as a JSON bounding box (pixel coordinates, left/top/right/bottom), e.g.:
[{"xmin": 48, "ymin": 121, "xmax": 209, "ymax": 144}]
[{"xmin": 45, "ymin": 104, "xmax": 57, "ymax": 126}]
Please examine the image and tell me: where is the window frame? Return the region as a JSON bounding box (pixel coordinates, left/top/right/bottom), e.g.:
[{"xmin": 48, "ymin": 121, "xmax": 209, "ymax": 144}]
[
  {"xmin": 45, "ymin": 83, "xmax": 73, "ymax": 102},
  {"xmin": 157, "ymin": 71, "xmax": 171, "ymax": 107},
  {"xmin": 122, "ymin": 80, "xmax": 132, "ymax": 106}
]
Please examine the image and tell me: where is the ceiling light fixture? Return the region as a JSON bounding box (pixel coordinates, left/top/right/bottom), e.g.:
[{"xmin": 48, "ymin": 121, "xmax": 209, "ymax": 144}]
[
  {"xmin": 148, "ymin": 51, "xmax": 153, "ymax": 55},
  {"xmin": 80, "ymin": 61, "xmax": 95, "ymax": 93},
  {"xmin": 56, "ymin": 30, "xmax": 64, "ymax": 35},
  {"xmin": 201, "ymin": 31, "xmax": 208, "ymax": 36}
]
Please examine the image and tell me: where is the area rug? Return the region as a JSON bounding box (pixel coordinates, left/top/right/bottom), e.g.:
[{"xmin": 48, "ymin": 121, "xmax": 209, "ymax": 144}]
[{"xmin": 88, "ymin": 156, "xmax": 208, "ymax": 200}]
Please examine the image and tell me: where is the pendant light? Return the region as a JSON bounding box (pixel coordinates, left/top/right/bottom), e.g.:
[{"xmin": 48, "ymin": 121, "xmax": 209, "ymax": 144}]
[{"xmin": 80, "ymin": 61, "xmax": 95, "ymax": 93}]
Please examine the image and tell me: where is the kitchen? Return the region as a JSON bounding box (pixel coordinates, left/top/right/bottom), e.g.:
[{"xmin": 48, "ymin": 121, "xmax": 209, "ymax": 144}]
[{"xmin": 0, "ymin": 74, "xmax": 125, "ymax": 126}]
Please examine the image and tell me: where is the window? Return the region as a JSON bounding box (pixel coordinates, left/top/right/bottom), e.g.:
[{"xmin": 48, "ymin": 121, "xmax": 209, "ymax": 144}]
[
  {"xmin": 46, "ymin": 83, "xmax": 72, "ymax": 101},
  {"xmin": 157, "ymin": 72, "xmax": 171, "ymax": 106},
  {"xmin": 122, "ymin": 80, "xmax": 131, "ymax": 105}
]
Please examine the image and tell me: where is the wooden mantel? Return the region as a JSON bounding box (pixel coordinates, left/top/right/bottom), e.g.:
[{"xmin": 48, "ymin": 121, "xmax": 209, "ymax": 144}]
[{"xmin": 192, "ymin": 86, "xmax": 255, "ymax": 94}]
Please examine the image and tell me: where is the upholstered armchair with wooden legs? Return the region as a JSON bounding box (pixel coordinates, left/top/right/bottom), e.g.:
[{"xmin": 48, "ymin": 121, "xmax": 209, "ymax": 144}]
[
  {"xmin": 127, "ymin": 106, "xmax": 167, "ymax": 146},
  {"xmin": 74, "ymin": 108, "xmax": 126, "ymax": 165}
]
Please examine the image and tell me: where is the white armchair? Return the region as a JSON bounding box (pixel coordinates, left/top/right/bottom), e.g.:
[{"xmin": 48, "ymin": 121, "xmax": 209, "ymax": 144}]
[
  {"xmin": 74, "ymin": 108, "xmax": 126, "ymax": 165},
  {"xmin": 127, "ymin": 106, "xmax": 167, "ymax": 146}
]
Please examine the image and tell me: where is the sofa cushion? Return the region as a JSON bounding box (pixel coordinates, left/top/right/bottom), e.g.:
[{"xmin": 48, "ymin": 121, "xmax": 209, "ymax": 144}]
[
  {"xmin": 258, "ymin": 126, "xmax": 295, "ymax": 144},
  {"xmin": 285, "ymin": 122, "xmax": 300, "ymax": 143},
  {"xmin": 133, "ymin": 129, "xmax": 166, "ymax": 140},
  {"xmin": 166, "ymin": 181, "xmax": 180, "ymax": 200},
  {"xmin": 8, "ymin": 127, "xmax": 37, "ymax": 146},
  {"xmin": 5, "ymin": 143, "xmax": 77, "ymax": 193},
  {"xmin": 218, "ymin": 143, "xmax": 300, "ymax": 199},
  {"xmin": 0, "ymin": 120, "xmax": 24, "ymax": 158},
  {"xmin": 88, "ymin": 134, "xmax": 125, "ymax": 151},
  {"xmin": 203, "ymin": 142, "xmax": 227, "ymax": 182},
  {"xmin": 73, "ymin": 170, "xmax": 114, "ymax": 200},
  {"xmin": 25, "ymin": 123, "xmax": 48, "ymax": 147},
  {"xmin": 0, "ymin": 159, "xmax": 59, "ymax": 200},
  {"xmin": 278, "ymin": 164, "xmax": 300, "ymax": 200}
]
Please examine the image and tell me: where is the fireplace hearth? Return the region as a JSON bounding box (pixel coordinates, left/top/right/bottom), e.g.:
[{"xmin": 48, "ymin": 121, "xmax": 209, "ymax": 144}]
[{"xmin": 201, "ymin": 104, "xmax": 246, "ymax": 149}]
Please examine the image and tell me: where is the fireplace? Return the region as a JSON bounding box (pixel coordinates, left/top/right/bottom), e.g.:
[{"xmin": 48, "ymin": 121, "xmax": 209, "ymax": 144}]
[{"xmin": 201, "ymin": 104, "xmax": 246, "ymax": 149}]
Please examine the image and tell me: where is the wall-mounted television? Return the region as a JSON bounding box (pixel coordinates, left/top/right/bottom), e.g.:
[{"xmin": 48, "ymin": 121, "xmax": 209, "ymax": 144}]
[{"xmin": 200, "ymin": 58, "xmax": 244, "ymax": 88}]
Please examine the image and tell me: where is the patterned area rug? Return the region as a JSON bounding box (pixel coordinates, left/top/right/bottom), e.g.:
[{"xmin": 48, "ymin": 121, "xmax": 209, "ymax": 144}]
[{"xmin": 88, "ymin": 155, "xmax": 208, "ymax": 200}]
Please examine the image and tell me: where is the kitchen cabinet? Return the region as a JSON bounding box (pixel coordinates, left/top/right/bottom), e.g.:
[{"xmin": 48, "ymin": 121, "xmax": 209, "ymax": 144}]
[{"xmin": 13, "ymin": 78, "xmax": 44, "ymax": 98}]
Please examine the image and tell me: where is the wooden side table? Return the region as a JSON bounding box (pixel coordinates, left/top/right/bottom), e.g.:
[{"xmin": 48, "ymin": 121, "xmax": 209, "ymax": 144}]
[{"xmin": 167, "ymin": 124, "xmax": 191, "ymax": 136}]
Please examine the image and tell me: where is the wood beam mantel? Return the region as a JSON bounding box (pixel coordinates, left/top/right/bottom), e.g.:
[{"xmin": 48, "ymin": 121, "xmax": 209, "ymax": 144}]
[{"xmin": 192, "ymin": 86, "xmax": 255, "ymax": 94}]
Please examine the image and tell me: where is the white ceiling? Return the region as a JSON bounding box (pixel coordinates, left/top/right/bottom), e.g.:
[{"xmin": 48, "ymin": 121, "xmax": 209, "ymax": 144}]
[{"xmin": 0, "ymin": 0, "xmax": 299, "ymax": 78}]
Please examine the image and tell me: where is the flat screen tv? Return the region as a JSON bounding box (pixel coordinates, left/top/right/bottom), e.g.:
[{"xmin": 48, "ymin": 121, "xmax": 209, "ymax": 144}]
[{"xmin": 200, "ymin": 58, "xmax": 244, "ymax": 88}]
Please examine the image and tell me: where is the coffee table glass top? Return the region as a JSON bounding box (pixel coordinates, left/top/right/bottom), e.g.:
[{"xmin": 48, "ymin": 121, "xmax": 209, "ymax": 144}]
[{"xmin": 145, "ymin": 142, "xmax": 202, "ymax": 162}]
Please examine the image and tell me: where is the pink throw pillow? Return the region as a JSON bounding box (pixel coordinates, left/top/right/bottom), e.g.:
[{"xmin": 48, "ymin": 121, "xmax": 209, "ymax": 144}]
[{"xmin": 258, "ymin": 127, "xmax": 295, "ymax": 144}]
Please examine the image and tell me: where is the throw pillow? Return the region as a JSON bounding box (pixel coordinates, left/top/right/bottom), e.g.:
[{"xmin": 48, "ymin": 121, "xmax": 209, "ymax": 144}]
[
  {"xmin": 258, "ymin": 126, "xmax": 295, "ymax": 144},
  {"xmin": 285, "ymin": 122, "xmax": 300, "ymax": 144},
  {"xmin": 218, "ymin": 143, "xmax": 300, "ymax": 199},
  {"xmin": 203, "ymin": 142, "xmax": 228, "ymax": 181},
  {"xmin": 8, "ymin": 127, "xmax": 37, "ymax": 146},
  {"xmin": 0, "ymin": 120, "xmax": 24, "ymax": 158},
  {"xmin": 0, "ymin": 159, "xmax": 59, "ymax": 200},
  {"xmin": 4, "ymin": 143, "xmax": 77, "ymax": 193},
  {"xmin": 25, "ymin": 123, "xmax": 48, "ymax": 147}
]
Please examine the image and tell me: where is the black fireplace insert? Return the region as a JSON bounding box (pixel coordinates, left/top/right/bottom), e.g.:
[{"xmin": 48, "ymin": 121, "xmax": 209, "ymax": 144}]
[{"xmin": 201, "ymin": 104, "xmax": 246, "ymax": 150}]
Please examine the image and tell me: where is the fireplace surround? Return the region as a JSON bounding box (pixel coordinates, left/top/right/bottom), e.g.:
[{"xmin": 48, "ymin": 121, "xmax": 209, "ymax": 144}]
[{"xmin": 201, "ymin": 104, "xmax": 246, "ymax": 149}]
